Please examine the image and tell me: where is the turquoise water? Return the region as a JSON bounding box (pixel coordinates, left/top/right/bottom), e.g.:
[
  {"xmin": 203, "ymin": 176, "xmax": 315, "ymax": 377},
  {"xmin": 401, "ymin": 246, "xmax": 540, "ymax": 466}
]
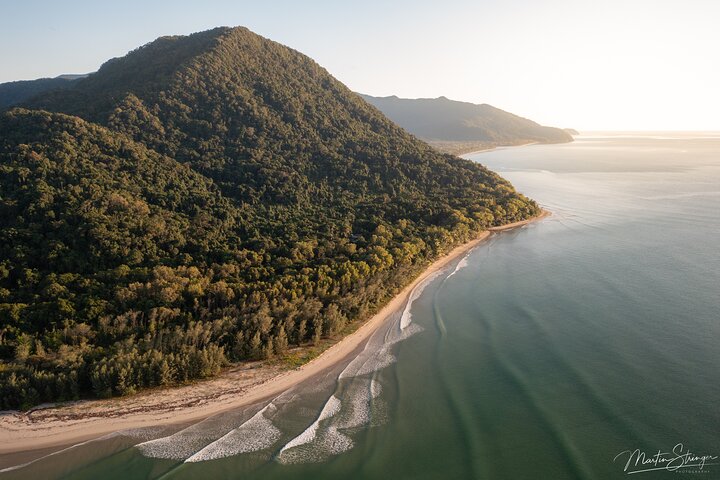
[{"xmin": 3, "ymin": 134, "xmax": 719, "ymax": 479}]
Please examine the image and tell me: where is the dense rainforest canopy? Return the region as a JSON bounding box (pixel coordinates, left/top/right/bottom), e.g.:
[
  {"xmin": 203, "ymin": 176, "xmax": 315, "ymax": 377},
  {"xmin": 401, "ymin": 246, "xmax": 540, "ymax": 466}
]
[{"xmin": 0, "ymin": 26, "xmax": 539, "ymax": 409}]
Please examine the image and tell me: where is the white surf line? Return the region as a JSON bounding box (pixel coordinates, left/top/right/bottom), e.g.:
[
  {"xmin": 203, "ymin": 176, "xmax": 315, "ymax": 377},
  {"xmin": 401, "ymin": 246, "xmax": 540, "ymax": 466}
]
[
  {"xmin": 338, "ymin": 309, "xmax": 397, "ymax": 380},
  {"xmin": 277, "ymin": 395, "xmax": 342, "ymax": 455},
  {"xmin": 276, "ymin": 376, "xmax": 386, "ymax": 464},
  {"xmin": 0, "ymin": 432, "xmax": 119, "ymax": 473},
  {"xmin": 400, "ymin": 270, "xmax": 444, "ymax": 329},
  {"xmin": 341, "ymin": 281, "xmax": 431, "ymax": 381},
  {"xmin": 334, "ymin": 377, "xmax": 383, "ymax": 431},
  {"xmin": 339, "ymin": 312, "xmax": 418, "ymax": 380},
  {"xmin": 184, "ymin": 400, "xmax": 282, "ymax": 462},
  {"xmin": 135, "ymin": 409, "xmax": 249, "ymax": 460},
  {"xmin": 278, "ymin": 324, "xmax": 395, "ymax": 461},
  {"xmin": 445, "ymin": 247, "xmax": 477, "ymax": 280}
]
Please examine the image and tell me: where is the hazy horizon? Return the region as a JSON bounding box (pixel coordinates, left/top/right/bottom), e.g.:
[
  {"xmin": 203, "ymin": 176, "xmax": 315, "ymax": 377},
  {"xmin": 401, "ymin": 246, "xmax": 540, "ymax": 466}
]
[{"xmin": 2, "ymin": 0, "xmax": 718, "ymax": 131}]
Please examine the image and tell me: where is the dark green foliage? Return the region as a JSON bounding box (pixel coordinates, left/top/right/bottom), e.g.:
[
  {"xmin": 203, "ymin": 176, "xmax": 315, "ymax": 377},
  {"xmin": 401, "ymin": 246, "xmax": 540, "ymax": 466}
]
[
  {"xmin": 0, "ymin": 26, "xmax": 539, "ymax": 409},
  {"xmin": 0, "ymin": 76, "xmax": 82, "ymax": 109}
]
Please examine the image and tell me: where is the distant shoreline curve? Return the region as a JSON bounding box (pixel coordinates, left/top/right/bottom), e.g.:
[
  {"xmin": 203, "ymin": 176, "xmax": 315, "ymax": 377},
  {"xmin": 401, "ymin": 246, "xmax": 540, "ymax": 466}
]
[
  {"xmin": 0, "ymin": 210, "xmax": 550, "ymax": 462},
  {"xmin": 460, "ymin": 141, "xmax": 540, "ymax": 157}
]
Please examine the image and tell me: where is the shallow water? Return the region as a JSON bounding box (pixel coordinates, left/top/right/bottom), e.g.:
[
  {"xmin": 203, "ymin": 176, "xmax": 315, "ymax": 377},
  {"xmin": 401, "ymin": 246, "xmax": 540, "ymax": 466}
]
[{"xmin": 3, "ymin": 134, "xmax": 719, "ymax": 479}]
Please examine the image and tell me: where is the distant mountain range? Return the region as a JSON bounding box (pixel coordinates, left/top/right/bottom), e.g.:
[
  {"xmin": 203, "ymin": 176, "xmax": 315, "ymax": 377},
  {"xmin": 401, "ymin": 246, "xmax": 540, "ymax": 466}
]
[
  {"xmin": 0, "ymin": 75, "xmax": 88, "ymax": 109},
  {"xmin": 360, "ymin": 94, "xmax": 573, "ymax": 154}
]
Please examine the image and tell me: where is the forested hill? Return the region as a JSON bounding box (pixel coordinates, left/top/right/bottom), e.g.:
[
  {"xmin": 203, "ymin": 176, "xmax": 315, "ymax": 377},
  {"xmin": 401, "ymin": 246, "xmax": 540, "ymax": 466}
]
[
  {"xmin": 0, "ymin": 76, "xmax": 82, "ymax": 109},
  {"xmin": 360, "ymin": 94, "xmax": 572, "ymax": 153},
  {"xmin": 0, "ymin": 26, "xmax": 539, "ymax": 409}
]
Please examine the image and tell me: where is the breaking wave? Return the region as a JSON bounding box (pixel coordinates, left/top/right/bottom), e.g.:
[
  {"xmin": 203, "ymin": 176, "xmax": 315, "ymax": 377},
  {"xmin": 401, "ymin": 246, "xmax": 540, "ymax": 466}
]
[
  {"xmin": 446, "ymin": 251, "xmax": 472, "ymax": 280},
  {"xmin": 136, "ymin": 410, "xmax": 248, "ymax": 460},
  {"xmin": 276, "ymin": 378, "xmax": 383, "ymax": 464},
  {"xmin": 185, "ymin": 404, "xmax": 281, "ymax": 462},
  {"xmin": 400, "ymin": 270, "xmax": 444, "ymax": 329}
]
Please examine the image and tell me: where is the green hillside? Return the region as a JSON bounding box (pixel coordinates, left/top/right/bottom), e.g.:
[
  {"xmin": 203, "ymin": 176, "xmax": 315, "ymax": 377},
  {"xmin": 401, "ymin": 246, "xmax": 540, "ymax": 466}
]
[{"xmin": 0, "ymin": 27, "xmax": 539, "ymax": 408}]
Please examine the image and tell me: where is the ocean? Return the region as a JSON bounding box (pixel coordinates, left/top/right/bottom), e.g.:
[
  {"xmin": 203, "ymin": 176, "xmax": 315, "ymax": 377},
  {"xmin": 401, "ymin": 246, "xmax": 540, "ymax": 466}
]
[{"xmin": 3, "ymin": 133, "xmax": 719, "ymax": 479}]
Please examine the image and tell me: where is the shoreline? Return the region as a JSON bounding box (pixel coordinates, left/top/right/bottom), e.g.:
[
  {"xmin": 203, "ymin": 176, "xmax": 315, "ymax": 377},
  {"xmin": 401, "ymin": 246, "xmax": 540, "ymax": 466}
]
[
  {"xmin": 461, "ymin": 141, "xmax": 540, "ymax": 157},
  {"xmin": 427, "ymin": 139, "xmax": 543, "ymax": 156},
  {"xmin": 0, "ymin": 210, "xmax": 549, "ymax": 461},
  {"xmin": 489, "ymin": 208, "xmax": 550, "ymax": 231}
]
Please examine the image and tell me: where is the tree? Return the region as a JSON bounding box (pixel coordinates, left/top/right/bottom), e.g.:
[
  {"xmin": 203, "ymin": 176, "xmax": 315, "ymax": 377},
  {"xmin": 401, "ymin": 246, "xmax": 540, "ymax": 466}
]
[
  {"xmin": 274, "ymin": 326, "xmax": 288, "ymax": 355},
  {"xmin": 323, "ymin": 304, "xmax": 347, "ymax": 336}
]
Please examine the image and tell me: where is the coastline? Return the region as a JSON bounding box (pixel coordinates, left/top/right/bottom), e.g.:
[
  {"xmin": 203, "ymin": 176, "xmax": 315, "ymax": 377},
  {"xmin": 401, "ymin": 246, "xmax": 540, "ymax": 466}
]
[
  {"xmin": 488, "ymin": 208, "xmax": 550, "ymax": 231},
  {"xmin": 0, "ymin": 210, "xmax": 550, "ymax": 461},
  {"xmin": 427, "ymin": 139, "xmax": 542, "ymax": 156},
  {"xmin": 460, "ymin": 141, "xmax": 540, "ymax": 157}
]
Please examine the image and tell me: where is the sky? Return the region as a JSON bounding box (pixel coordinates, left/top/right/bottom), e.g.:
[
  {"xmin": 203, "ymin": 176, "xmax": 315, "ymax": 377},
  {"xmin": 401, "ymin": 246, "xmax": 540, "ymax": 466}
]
[{"xmin": 1, "ymin": 0, "xmax": 718, "ymax": 131}]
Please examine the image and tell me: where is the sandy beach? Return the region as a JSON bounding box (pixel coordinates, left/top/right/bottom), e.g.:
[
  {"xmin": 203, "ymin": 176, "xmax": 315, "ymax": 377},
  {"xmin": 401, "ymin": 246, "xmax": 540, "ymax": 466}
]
[
  {"xmin": 427, "ymin": 139, "xmax": 544, "ymax": 156},
  {"xmin": 461, "ymin": 141, "xmax": 541, "ymax": 157},
  {"xmin": 0, "ymin": 210, "xmax": 549, "ymax": 462}
]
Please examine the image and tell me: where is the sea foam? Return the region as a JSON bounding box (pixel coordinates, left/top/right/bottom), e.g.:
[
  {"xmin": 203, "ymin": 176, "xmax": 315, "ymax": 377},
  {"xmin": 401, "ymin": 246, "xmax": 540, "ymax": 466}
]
[
  {"xmin": 446, "ymin": 251, "xmax": 472, "ymax": 280},
  {"xmin": 276, "ymin": 377, "xmax": 384, "ymax": 464},
  {"xmin": 400, "ymin": 270, "xmax": 443, "ymax": 329},
  {"xmin": 136, "ymin": 410, "xmax": 246, "ymax": 460},
  {"xmin": 185, "ymin": 404, "xmax": 281, "ymax": 462},
  {"xmin": 279, "ymin": 395, "xmax": 342, "ymax": 452}
]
